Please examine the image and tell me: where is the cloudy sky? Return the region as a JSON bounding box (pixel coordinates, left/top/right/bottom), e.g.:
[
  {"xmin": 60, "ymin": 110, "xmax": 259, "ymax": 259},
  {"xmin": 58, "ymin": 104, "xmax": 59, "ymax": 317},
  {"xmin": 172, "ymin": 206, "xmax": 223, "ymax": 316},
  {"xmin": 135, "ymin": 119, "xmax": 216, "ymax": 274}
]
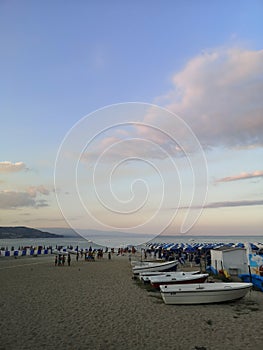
[{"xmin": 1, "ymin": 0, "xmax": 262, "ymax": 238}]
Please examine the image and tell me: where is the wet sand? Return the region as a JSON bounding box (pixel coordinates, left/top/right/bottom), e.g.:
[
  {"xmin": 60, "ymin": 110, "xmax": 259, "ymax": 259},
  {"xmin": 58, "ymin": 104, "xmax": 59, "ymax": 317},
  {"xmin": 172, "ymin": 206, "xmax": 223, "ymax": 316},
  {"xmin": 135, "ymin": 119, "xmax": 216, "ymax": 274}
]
[{"xmin": 0, "ymin": 254, "xmax": 262, "ymax": 350}]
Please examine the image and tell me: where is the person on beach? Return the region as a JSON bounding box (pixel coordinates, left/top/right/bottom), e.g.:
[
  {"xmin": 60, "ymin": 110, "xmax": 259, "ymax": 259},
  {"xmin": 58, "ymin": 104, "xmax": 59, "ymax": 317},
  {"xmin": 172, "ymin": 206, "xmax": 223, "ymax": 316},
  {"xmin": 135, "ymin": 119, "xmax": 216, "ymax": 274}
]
[
  {"xmin": 55, "ymin": 256, "xmax": 58, "ymax": 266},
  {"xmin": 76, "ymin": 252, "xmax": 79, "ymax": 261},
  {"xmin": 67, "ymin": 254, "xmax": 71, "ymax": 266}
]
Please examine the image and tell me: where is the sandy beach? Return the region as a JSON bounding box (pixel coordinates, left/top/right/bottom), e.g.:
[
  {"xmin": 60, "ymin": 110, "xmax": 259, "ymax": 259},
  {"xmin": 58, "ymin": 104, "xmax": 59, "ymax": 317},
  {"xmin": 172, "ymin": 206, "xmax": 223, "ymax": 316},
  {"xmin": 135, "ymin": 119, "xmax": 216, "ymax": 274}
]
[{"xmin": 0, "ymin": 253, "xmax": 263, "ymax": 350}]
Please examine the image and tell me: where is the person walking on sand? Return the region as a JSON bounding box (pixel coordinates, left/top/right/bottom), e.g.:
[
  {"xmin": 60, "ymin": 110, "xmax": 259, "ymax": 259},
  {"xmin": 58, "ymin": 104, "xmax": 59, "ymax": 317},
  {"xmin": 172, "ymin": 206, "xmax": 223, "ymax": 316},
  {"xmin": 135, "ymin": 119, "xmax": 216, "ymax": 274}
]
[
  {"xmin": 55, "ymin": 255, "xmax": 58, "ymax": 266},
  {"xmin": 67, "ymin": 253, "xmax": 71, "ymax": 266}
]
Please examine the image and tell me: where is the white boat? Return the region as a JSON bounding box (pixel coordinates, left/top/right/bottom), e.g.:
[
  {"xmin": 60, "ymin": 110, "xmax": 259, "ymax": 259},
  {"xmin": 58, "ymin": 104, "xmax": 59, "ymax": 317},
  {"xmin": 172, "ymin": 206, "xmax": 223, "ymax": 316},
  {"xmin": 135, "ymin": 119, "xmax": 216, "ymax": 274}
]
[
  {"xmin": 160, "ymin": 282, "xmax": 252, "ymax": 305},
  {"xmin": 131, "ymin": 260, "xmax": 153, "ymax": 267},
  {"xmin": 139, "ymin": 271, "xmax": 174, "ymax": 282},
  {"xmin": 131, "ymin": 260, "xmax": 163, "ymax": 267},
  {"xmin": 132, "ymin": 260, "xmax": 179, "ymax": 275},
  {"xmin": 139, "ymin": 270, "xmax": 200, "ymax": 283},
  {"xmin": 149, "ymin": 273, "xmax": 209, "ymax": 288}
]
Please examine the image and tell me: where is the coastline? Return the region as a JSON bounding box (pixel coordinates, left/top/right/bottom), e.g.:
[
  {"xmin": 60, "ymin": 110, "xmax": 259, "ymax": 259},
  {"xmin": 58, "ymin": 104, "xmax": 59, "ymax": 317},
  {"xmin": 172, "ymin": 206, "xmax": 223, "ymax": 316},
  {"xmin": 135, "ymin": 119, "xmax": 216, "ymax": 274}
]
[
  {"xmin": 0, "ymin": 253, "xmax": 263, "ymax": 350},
  {"xmin": 1, "ymin": 234, "xmax": 263, "ymax": 252}
]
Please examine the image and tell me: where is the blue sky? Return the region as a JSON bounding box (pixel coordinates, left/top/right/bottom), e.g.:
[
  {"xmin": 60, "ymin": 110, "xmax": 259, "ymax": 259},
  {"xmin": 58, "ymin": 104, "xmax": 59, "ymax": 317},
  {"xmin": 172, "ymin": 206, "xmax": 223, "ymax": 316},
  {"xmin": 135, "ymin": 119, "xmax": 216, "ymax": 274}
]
[{"xmin": 0, "ymin": 0, "xmax": 262, "ymax": 238}]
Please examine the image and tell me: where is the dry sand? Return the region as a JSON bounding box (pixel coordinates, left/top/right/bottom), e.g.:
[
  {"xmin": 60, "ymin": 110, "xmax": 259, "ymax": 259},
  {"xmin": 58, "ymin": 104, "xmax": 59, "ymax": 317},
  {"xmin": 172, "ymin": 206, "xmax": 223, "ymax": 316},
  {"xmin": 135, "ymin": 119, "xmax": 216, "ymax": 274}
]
[{"xmin": 0, "ymin": 253, "xmax": 263, "ymax": 350}]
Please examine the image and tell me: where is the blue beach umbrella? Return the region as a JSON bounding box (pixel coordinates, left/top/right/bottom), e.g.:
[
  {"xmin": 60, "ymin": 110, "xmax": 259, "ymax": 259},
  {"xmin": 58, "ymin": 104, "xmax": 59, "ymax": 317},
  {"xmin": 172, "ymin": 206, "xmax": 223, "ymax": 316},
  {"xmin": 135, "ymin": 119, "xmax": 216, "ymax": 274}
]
[{"xmin": 250, "ymin": 243, "xmax": 259, "ymax": 251}]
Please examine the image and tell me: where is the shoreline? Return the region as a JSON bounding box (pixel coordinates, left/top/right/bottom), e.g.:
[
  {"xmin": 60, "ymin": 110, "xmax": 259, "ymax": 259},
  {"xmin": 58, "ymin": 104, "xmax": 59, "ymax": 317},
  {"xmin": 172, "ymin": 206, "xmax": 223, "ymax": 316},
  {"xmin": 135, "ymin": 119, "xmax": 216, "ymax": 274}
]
[{"xmin": 1, "ymin": 254, "xmax": 263, "ymax": 350}]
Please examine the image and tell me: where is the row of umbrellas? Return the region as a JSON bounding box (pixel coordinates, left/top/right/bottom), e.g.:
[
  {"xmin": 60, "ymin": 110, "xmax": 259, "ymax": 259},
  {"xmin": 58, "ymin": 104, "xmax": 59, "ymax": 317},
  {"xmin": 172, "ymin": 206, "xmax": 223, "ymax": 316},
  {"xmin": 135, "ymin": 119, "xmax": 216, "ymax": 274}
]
[{"xmin": 145, "ymin": 241, "xmax": 263, "ymax": 253}]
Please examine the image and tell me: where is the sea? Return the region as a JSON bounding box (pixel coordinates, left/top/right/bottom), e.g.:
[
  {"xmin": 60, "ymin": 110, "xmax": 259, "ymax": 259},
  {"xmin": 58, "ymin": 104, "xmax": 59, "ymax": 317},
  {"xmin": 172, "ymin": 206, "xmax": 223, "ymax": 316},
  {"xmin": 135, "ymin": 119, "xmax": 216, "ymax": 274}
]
[{"xmin": 0, "ymin": 234, "xmax": 263, "ymax": 251}]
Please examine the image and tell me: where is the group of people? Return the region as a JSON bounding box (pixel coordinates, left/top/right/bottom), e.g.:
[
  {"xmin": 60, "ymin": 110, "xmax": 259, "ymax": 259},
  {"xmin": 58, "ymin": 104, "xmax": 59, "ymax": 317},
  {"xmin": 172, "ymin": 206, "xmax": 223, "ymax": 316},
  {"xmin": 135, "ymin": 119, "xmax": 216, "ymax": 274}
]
[
  {"xmin": 54, "ymin": 253, "xmax": 71, "ymax": 266},
  {"xmin": 53, "ymin": 245, "xmax": 138, "ymax": 266},
  {"xmin": 144, "ymin": 245, "xmax": 211, "ymax": 268}
]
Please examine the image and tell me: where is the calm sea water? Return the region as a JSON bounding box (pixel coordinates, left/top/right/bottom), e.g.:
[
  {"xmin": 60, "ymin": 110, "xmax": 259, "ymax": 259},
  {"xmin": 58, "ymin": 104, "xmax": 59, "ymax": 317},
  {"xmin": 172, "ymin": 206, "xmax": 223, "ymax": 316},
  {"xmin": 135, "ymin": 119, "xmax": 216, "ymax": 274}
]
[{"xmin": 0, "ymin": 234, "xmax": 262, "ymax": 250}]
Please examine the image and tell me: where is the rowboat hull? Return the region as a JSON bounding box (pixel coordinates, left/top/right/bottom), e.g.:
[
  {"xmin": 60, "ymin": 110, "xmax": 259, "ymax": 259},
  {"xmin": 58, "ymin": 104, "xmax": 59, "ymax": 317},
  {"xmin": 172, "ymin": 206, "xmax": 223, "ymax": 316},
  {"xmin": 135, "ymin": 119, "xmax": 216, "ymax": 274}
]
[
  {"xmin": 139, "ymin": 270, "xmax": 200, "ymax": 283},
  {"xmin": 150, "ymin": 273, "xmax": 208, "ymax": 289},
  {"xmin": 132, "ymin": 260, "xmax": 179, "ymax": 275},
  {"xmin": 160, "ymin": 282, "xmax": 252, "ymax": 304}
]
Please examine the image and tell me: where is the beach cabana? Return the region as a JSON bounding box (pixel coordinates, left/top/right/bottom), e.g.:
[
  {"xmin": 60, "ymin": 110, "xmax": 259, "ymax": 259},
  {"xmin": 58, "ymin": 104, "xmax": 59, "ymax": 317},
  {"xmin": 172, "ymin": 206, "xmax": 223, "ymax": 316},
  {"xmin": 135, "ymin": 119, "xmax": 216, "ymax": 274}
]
[{"xmin": 210, "ymin": 246, "xmax": 249, "ymax": 276}]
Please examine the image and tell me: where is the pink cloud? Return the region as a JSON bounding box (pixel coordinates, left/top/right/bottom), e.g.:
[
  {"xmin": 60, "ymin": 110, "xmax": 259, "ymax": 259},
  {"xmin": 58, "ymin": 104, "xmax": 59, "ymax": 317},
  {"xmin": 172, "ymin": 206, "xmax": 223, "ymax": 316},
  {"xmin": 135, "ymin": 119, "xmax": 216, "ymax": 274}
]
[
  {"xmin": 0, "ymin": 161, "xmax": 26, "ymax": 173},
  {"xmin": 26, "ymin": 185, "xmax": 50, "ymax": 197},
  {"xmin": 216, "ymin": 170, "xmax": 263, "ymax": 183},
  {"xmin": 155, "ymin": 47, "xmax": 263, "ymax": 150}
]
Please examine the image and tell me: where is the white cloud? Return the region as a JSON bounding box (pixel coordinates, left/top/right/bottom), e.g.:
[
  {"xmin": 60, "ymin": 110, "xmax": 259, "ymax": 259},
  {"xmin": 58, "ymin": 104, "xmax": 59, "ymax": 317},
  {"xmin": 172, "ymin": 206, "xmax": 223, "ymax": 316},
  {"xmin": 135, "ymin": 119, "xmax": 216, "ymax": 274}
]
[
  {"xmin": 80, "ymin": 135, "xmax": 176, "ymax": 163},
  {"xmin": 0, "ymin": 161, "xmax": 26, "ymax": 173},
  {"xmin": 0, "ymin": 191, "xmax": 48, "ymax": 209},
  {"xmin": 154, "ymin": 47, "xmax": 263, "ymax": 150},
  {"xmin": 0, "ymin": 186, "xmax": 50, "ymax": 209},
  {"xmin": 57, "ymin": 46, "xmax": 263, "ymax": 172},
  {"xmin": 84, "ymin": 47, "xmax": 263, "ymax": 163},
  {"xmin": 26, "ymin": 185, "xmax": 50, "ymax": 197}
]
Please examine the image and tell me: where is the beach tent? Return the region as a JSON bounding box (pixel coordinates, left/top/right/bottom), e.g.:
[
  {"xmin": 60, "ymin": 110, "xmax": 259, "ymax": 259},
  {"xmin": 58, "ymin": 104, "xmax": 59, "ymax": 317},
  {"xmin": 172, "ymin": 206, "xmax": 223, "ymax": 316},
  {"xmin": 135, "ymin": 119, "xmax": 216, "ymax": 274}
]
[{"xmin": 210, "ymin": 246, "xmax": 249, "ymax": 276}]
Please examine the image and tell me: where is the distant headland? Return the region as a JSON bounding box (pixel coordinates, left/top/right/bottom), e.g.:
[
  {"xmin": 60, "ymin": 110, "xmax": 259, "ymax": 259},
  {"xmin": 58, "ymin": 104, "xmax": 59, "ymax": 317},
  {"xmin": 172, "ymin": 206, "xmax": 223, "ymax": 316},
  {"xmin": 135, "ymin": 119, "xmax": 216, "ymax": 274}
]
[{"xmin": 0, "ymin": 226, "xmax": 64, "ymax": 239}]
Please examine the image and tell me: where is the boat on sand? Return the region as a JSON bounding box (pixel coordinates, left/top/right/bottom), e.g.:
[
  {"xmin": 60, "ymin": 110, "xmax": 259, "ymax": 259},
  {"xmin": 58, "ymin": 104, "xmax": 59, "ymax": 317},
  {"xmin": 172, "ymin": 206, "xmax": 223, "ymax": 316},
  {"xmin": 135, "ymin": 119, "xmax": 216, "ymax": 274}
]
[
  {"xmin": 139, "ymin": 270, "xmax": 200, "ymax": 283},
  {"xmin": 132, "ymin": 260, "xmax": 179, "ymax": 275},
  {"xmin": 160, "ymin": 282, "xmax": 252, "ymax": 305},
  {"xmin": 149, "ymin": 273, "xmax": 208, "ymax": 289}
]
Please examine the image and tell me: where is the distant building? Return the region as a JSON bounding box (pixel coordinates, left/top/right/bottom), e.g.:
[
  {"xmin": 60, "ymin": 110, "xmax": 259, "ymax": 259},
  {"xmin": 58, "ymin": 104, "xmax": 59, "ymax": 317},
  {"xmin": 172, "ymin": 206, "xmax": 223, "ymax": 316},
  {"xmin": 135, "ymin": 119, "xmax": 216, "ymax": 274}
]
[{"xmin": 210, "ymin": 246, "xmax": 249, "ymax": 276}]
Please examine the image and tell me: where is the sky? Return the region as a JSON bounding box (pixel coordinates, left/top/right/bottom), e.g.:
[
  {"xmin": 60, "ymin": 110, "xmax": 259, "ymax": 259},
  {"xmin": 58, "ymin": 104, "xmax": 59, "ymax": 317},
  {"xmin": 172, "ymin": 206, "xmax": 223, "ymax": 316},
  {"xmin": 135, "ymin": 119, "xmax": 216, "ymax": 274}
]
[{"xmin": 0, "ymin": 0, "xmax": 263, "ymax": 240}]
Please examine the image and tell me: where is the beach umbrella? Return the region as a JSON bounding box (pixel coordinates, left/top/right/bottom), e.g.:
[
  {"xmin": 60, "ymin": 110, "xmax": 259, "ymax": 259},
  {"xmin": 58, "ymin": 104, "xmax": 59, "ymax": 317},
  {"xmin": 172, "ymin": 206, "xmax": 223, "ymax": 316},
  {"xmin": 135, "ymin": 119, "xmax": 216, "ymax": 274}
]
[
  {"xmin": 185, "ymin": 247, "xmax": 195, "ymax": 253},
  {"xmin": 163, "ymin": 243, "xmax": 172, "ymax": 249},
  {"xmin": 234, "ymin": 243, "xmax": 244, "ymax": 248},
  {"xmin": 169, "ymin": 245, "xmax": 179, "ymax": 252},
  {"xmin": 250, "ymin": 243, "xmax": 259, "ymax": 251}
]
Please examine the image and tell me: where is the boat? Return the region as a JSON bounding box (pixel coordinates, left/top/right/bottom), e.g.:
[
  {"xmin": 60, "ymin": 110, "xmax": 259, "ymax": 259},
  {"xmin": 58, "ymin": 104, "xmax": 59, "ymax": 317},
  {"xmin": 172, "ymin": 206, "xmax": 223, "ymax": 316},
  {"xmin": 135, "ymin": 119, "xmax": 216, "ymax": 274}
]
[
  {"xmin": 131, "ymin": 260, "xmax": 164, "ymax": 267},
  {"xmin": 160, "ymin": 282, "xmax": 252, "ymax": 305},
  {"xmin": 149, "ymin": 272, "xmax": 208, "ymax": 289},
  {"xmin": 131, "ymin": 260, "xmax": 154, "ymax": 267},
  {"xmin": 139, "ymin": 270, "xmax": 200, "ymax": 283},
  {"xmin": 138, "ymin": 271, "xmax": 175, "ymax": 282},
  {"xmin": 132, "ymin": 260, "xmax": 179, "ymax": 275}
]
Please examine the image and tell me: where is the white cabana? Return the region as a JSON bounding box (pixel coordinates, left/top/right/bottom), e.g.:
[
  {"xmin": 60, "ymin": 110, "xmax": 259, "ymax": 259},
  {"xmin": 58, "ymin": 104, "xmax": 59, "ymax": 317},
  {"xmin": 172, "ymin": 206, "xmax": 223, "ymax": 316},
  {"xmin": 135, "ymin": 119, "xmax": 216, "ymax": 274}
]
[{"xmin": 210, "ymin": 246, "xmax": 249, "ymax": 276}]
